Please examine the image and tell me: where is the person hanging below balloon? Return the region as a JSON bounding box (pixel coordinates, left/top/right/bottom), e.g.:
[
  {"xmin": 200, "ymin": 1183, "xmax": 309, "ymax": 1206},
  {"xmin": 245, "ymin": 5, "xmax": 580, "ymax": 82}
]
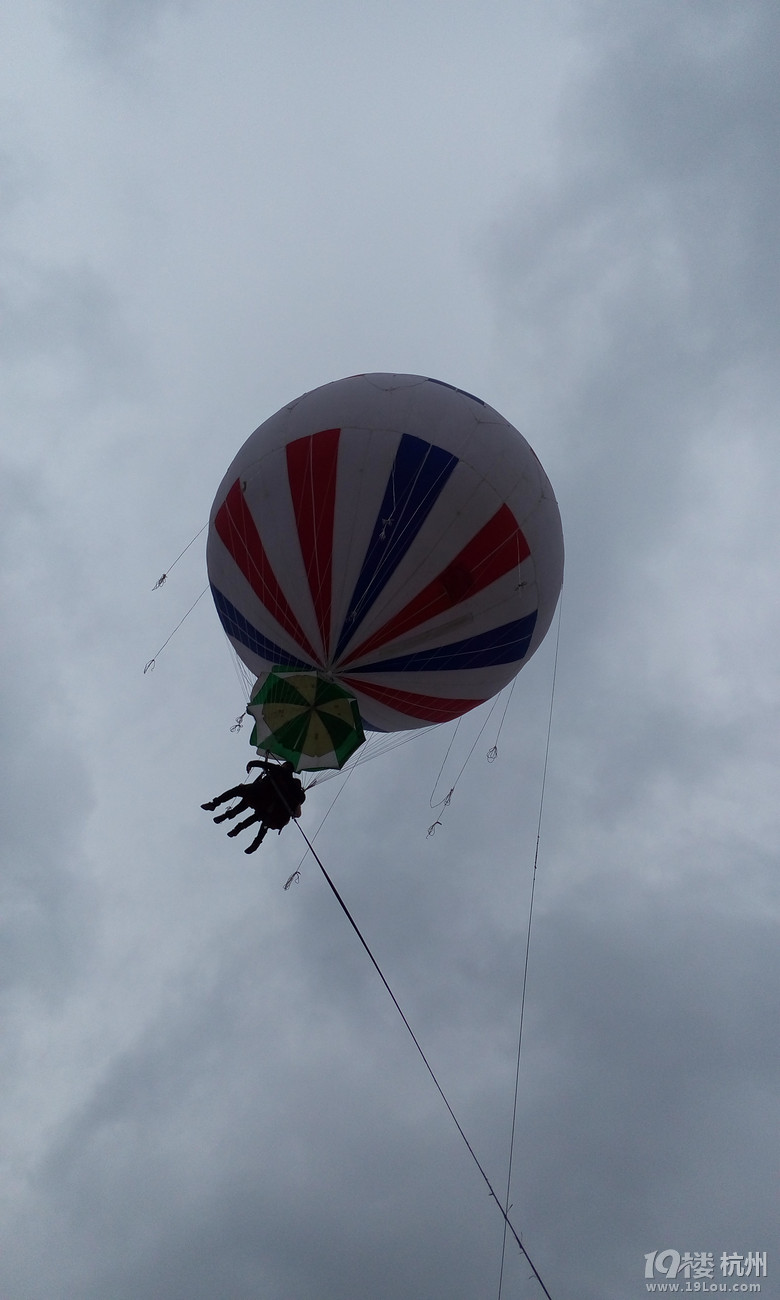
[{"xmin": 201, "ymin": 758, "xmax": 306, "ymax": 853}]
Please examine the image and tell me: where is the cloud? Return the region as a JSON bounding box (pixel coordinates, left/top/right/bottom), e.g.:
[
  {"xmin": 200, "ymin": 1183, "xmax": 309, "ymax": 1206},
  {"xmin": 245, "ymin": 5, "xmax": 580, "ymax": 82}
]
[
  {"xmin": 0, "ymin": 460, "xmax": 96, "ymax": 1003},
  {"xmin": 51, "ymin": 0, "xmax": 192, "ymax": 64},
  {"xmin": 0, "ymin": 2, "xmax": 777, "ymax": 1298}
]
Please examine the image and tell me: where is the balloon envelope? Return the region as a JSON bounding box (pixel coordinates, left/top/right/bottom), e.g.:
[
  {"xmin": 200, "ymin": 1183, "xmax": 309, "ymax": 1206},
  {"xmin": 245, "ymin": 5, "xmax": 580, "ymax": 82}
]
[{"xmin": 207, "ymin": 374, "xmax": 564, "ymax": 732}]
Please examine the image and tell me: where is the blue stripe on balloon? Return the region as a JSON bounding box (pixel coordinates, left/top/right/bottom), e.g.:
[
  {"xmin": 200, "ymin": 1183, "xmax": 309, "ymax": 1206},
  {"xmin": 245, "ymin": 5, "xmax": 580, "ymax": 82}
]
[
  {"xmin": 211, "ymin": 586, "xmax": 314, "ymax": 670},
  {"xmin": 334, "ymin": 435, "xmax": 458, "ymax": 659},
  {"xmin": 345, "ymin": 610, "xmax": 538, "ymax": 674}
]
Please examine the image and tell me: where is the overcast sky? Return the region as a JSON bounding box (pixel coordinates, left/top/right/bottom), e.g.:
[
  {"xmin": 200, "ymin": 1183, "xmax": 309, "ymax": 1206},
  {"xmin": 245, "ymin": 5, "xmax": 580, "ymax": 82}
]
[{"xmin": 2, "ymin": 2, "xmax": 779, "ymax": 1298}]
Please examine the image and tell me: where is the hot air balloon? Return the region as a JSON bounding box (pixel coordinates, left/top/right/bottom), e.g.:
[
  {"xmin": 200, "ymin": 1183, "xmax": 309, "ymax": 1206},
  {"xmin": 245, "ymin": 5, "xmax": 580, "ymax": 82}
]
[{"xmin": 206, "ymin": 373, "xmax": 563, "ymax": 770}]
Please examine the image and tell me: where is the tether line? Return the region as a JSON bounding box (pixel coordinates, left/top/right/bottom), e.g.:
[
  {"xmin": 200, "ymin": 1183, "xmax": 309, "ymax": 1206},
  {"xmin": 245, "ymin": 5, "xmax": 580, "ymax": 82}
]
[
  {"xmin": 292, "ymin": 817, "xmax": 554, "ymax": 1300},
  {"xmin": 497, "ymin": 593, "xmax": 563, "ymax": 1300},
  {"xmin": 152, "ymin": 523, "xmax": 207, "ymax": 589},
  {"xmin": 143, "ymin": 587, "xmax": 209, "ymax": 672}
]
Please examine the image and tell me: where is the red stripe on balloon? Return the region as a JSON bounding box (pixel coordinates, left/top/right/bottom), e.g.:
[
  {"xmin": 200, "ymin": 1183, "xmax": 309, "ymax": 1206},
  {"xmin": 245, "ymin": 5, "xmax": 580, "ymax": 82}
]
[
  {"xmin": 341, "ymin": 676, "xmax": 484, "ymax": 725},
  {"xmin": 214, "ymin": 480, "xmax": 320, "ymax": 664},
  {"xmin": 286, "ymin": 429, "xmax": 340, "ymax": 658},
  {"xmin": 341, "ymin": 505, "xmax": 529, "ymax": 665}
]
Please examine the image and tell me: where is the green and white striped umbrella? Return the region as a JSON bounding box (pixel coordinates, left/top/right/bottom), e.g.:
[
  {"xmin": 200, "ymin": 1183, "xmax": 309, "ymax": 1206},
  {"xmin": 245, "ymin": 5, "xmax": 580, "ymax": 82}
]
[{"xmin": 247, "ymin": 668, "xmax": 366, "ymax": 771}]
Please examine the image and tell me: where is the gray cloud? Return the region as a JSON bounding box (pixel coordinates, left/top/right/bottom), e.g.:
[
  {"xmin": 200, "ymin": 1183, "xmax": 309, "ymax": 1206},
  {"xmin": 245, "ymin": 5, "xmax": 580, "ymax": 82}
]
[
  {"xmin": 51, "ymin": 0, "xmax": 192, "ymax": 64},
  {"xmin": 0, "ymin": 2, "xmax": 777, "ymax": 1298},
  {"xmin": 0, "ymin": 463, "xmax": 96, "ymax": 1003}
]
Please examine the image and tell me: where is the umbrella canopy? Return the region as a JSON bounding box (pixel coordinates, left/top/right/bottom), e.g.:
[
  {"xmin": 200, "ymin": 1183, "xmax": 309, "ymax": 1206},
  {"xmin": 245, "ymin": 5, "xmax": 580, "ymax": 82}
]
[{"xmin": 247, "ymin": 668, "xmax": 366, "ymax": 771}]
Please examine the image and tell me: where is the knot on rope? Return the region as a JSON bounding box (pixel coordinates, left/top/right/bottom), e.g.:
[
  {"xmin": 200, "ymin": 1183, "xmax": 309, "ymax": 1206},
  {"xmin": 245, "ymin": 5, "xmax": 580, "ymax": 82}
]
[
  {"xmin": 283, "ymin": 870, "xmax": 301, "ymax": 891},
  {"xmin": 487, "ymin": 745, "xmax": 498, "ymax": 763},
  {"xmin": 427, "ymin": 786, "xmax": 453, "ymax": 835},
  {"xmin": 152, "ymin": 574, "xmax": 167, "ymax": 590},
  {"xmin": 230, "ymin": 714, "xmax": 245, "ymax": 733}
]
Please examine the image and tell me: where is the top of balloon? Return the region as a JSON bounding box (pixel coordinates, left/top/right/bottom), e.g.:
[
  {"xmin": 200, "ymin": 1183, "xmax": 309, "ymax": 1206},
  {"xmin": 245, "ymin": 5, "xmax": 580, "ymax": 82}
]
[{"xmin": 206, "ymin": 374, "xmax": 563, "ymax": 738}]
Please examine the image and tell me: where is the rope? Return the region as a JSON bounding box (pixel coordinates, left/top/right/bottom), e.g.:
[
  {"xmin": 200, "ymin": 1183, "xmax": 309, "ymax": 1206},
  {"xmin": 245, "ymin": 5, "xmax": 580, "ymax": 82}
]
[
  {"xmin": 143, "ymin": 587, "xmax": 209, "ymax": 672},
  {"xmin": 283, "ymin": 763, "xmax": 356, "ymax": 889},
  {"xmin": 486, "ymin": 679, "xmax": 517, "ymax": 764},
  {"xmin": 428, "ymin": 718, "xmax": 462, "ymax": 809},
  {"xmin": 223, "ymin": 639, "xmax": 255, "ymax": 733},
  {"xmin": 426, "ymin": 694, "xmax": 501, "ymax": 835},
  {"xmin": 152, "ymin": 523, "xmax": 207, "ymax": 589},
  {"xmin": 496, "ymin": 595, "xmax": 563, "ymax": 1300},
  {"xmin": 291, "ymin": 817, "xmax": 555, "ymax": 1300},
  {"xmin": 301, "ymin": 725, "xmax": 438, "ymax": 789}
]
